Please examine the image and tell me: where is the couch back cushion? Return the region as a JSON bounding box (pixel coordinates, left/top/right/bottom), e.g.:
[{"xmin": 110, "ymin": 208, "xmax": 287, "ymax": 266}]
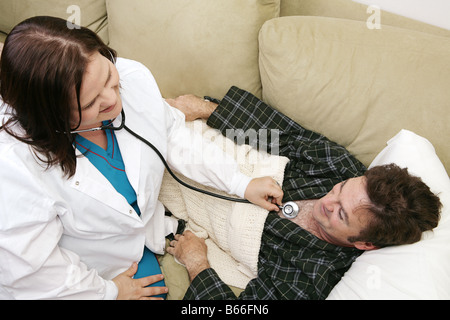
[
  {"xmin": 280, "ymin": 0, "xmax": 450, "ymax": 38},
  {"xmin": 259, "ymin": 16, "xmax": 450, "ymax": 175},
  {"xmin": 0, "ymin": 0, "xmax": 108, "ymax": 43},
  {"xmin": 106, "ymin": 0, "xmax": 280, "ymax": 99}
]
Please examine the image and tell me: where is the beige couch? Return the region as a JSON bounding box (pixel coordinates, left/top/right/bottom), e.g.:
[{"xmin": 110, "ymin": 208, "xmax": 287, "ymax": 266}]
[{"xmin": 1, "ymin": 0, "xmax": 449, "ymax": 300}]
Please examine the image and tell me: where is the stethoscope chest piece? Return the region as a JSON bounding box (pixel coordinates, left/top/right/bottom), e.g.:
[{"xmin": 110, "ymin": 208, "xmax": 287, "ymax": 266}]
[{"xmin": 281, "ymin": 201, "xmax": 299, "ymax": 219}]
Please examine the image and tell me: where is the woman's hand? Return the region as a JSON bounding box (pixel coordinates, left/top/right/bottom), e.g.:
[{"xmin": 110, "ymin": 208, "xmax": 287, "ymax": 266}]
[
  {"xmin": 112, "ymin": 262, "xmax": 168, "ymax": 300},
  {"xmin": 165, "ymin": 95, "xmax": 218, "ymax": 121},
  {"xmin": 245, "ymin": 177, "xmax": 284, "ymax": 212}
]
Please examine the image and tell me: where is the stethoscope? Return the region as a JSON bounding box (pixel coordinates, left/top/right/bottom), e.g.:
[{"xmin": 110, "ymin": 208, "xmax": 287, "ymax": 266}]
[{"xmin": 72, "ymin": 109, "xmax": 299, "ymax": 219}]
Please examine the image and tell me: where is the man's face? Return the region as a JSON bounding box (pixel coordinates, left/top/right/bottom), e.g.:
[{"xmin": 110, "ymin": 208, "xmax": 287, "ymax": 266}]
[{"xmin": 312, "ymin": 177, "xmax": 376, "ymax": 250}]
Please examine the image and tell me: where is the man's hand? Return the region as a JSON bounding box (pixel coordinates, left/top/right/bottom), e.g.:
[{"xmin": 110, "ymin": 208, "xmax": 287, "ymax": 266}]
[
  {"xmin": 166, "ymin": 95, "xmax": 218, "ymax": 121},
  {"xmin": 245, "ymin": 177, "xmax": 284, "ymax": 212},
  {"xmin": 112, "ymin": 262, "xmax": 168, "ymax": 300},
  {"xmin": 166, "ymin": 231, "xmax": 210, "ymax": 281}
]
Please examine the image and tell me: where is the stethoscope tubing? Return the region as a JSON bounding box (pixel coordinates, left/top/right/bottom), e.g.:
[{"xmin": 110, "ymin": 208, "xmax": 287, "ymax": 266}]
[
  {"xmin": 73, "ymin": 108, "xmax": 299, "ymax": 217},
  {"xmin": 123, "ymin": 124, "xmax": 250, "ymax": 203}
]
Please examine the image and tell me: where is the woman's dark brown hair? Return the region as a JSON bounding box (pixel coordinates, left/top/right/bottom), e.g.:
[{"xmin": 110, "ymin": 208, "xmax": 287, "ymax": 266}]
[
  {"xmin": 0, "ymin": 16, "xmax": 116, "ymax": 178},
  {"xmin": 349, "ymin": 164, "xmax": 442, "ymax": 248}
]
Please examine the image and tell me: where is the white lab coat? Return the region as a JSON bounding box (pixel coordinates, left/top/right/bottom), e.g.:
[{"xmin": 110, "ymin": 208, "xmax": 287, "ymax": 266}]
[{"xmin": 0, "ymin": 58, "xmax": 251, "ymax": 300}]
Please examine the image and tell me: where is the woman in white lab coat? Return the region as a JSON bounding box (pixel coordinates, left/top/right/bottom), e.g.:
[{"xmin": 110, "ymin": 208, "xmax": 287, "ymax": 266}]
[{"xmin": 0, "ymin": 16, "xmax": 283, "ymax": 300}]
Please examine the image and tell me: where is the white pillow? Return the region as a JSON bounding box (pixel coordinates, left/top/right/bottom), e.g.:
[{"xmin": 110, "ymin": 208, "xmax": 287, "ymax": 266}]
[{"xmin": 327, "ymin": 130, "xmax": 450, "ymax": 300}]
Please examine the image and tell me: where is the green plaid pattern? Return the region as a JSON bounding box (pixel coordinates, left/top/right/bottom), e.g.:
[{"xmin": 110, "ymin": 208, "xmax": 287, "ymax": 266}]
[
  {"xmin": 184, "ymin": 87, "xmax": 366, "ymax": 300},
  {"xmin": 185, "ymin": 214, "xmax": 362, "ymax": 300},
  {"xmin": 206, "ymin": 86, "xmax": 366, "ymax": 202}
]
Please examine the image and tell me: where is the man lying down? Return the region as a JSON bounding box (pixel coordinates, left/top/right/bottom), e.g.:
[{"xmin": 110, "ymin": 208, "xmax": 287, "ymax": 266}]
[{"xmin": 165, "ymin": 86, "xmax": 442, "ymax": 300}]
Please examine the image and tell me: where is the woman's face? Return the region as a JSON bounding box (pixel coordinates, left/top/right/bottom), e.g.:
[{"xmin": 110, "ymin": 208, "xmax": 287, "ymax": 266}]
[{"xmin": 71, "ymin": 51, "xmax": 122, "ymax": 130}]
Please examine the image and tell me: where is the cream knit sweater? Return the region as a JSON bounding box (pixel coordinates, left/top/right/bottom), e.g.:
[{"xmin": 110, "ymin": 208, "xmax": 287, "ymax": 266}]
[{"xmin": 158, "ymin": 120, "xmax": 289, "ymax": 289}]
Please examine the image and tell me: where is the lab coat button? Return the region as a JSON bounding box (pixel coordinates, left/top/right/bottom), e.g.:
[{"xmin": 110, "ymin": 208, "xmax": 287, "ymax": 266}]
[
  {"xmin": 75, "ymin": 181, "xmax": 80, "ymax": 186},
  {"xmin": 129, "ymin": 209, "xmax": 133, "ymax": 214}
]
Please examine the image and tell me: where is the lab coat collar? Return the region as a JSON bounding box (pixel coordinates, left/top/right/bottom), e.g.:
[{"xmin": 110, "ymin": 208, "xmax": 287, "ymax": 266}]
[{"xmin": 72, "ymin": 125, "xmax": 142, "ymax": 220}]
